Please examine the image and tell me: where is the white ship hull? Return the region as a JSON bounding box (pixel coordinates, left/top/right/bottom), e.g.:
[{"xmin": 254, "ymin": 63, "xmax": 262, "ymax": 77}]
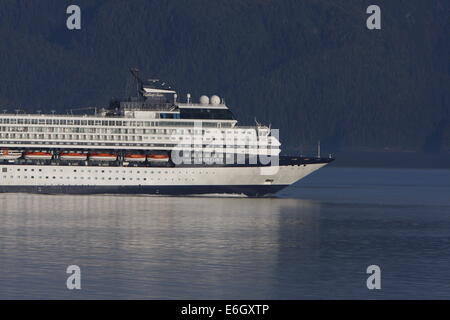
[{"xmin": 0, "ymin": 162, "xmax": 328, "ymax": 196}]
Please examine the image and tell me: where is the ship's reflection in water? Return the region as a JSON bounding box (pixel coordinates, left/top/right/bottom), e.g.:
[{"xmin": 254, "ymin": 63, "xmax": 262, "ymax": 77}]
[
  {"xmin": 2, "ymin": 167, "xmax": 450, "ymax": 299},
  {"xmin": 0, "ymin": 194, "xmax": 321, "ymax": 299}
]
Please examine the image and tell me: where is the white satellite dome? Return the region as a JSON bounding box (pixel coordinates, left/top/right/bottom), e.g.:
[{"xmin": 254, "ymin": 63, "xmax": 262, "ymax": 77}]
[
  {"xmin": 199, "ymin": 95, "xmax": 210, "ymax": 105},
  {"xmin": 210, "ymin": 95, "xmax": 221, "ymax": 105}
]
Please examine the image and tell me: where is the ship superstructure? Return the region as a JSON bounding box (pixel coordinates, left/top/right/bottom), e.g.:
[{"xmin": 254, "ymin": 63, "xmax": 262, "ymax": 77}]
[{"xmin": 0, "ymin": 71, "xmax": 333, "ymax": 196}]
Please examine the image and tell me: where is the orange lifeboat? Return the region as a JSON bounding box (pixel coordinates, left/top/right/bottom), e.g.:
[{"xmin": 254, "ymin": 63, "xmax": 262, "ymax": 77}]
[
  {"xmin": 60, "ymin": 152, "xmax": 87, "ymax": 161},
  {"xmin": 147, "ymin": 154, "xmax": 169, "ymax": 162},
  {"xmin": 24, "ymin": 152, "xmax": 52, "ymax": 160},
  {"xmin": 88, "ymin": 153, "xmax": 117, "ymax": 161},
  {"xmin": 124, "ymin": 154, "xmax": 146, "ymax": 162},
  {"xmin": 0, "ymin": 149, "xmax": 22, "ymax": 160}
]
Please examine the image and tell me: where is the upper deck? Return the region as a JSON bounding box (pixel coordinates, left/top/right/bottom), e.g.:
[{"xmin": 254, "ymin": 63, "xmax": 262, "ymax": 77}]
[{"xmin": 0, "ymin": 71, "xmax": 279, "ymax": 153}]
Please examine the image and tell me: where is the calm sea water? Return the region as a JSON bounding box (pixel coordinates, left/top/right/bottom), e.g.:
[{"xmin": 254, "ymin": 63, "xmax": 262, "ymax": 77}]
[{"xmin": 0, "ymin": 167, "xmax": 449, "ymax": 299}]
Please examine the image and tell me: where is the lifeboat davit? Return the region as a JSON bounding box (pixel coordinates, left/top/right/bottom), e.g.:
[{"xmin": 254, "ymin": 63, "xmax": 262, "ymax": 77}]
[
  {"xmin": 88, "ymin": 153, "xmax": 117, "ymax": 161},
  {"xmin": 147, "ymin": 154, "xmax": 169, "ymax": 162},
  {"xmin": 60, "ymin": 152, "xmax": 87, "ymax": 161},
  {"xmin": 24, "ymin": 152, "xmax": 53, "ymax": 160},
  {"xmin": 124, "ymin": 154, "xmax": 146, "ymax": 162},
  {"xmin": 0, "ymin": 149, "xmax": 22, "ymax": 160}
]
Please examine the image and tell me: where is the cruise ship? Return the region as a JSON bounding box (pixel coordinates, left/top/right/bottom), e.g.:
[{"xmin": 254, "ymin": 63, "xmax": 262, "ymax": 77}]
[{"xmin": 0, "ymin": 71, "xmax": 334, "ymax": 197}]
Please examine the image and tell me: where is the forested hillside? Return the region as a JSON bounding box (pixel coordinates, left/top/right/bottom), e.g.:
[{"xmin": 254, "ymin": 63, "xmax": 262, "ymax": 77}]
[{"xmin": 0, "ymin": 0, "xmax": 448, "ymax": 153}]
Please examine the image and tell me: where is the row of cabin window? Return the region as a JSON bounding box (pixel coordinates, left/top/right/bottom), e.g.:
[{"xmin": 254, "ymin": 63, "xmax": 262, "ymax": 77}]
[
  {"xmin": 2, "ymin": 176, "xmax": 149, "ymax": 181},
  {"xmin": 0, "ymin": 133, "xmax": 143, "ymax": 141},
  {"xmin": 0, "ymin": 118, "xmax": 233, "ymax": 128},
  {"xmin": 0, "ymin": 134, "xmax": 264, "ymax": 144},
  {"xmin": 2, "ymin": 167, "xmax": 215, "ymax": 175},
  {"xmin": 0, "ymin": 126, "xmax": 250, "ymax": 136},
  {"xmin": 0, "ymin": 141, "xmax": 275, "ymax": 151},
  {"xmin": 1, "ymin": 175, "xmax": 198, "ymax": 183}
]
